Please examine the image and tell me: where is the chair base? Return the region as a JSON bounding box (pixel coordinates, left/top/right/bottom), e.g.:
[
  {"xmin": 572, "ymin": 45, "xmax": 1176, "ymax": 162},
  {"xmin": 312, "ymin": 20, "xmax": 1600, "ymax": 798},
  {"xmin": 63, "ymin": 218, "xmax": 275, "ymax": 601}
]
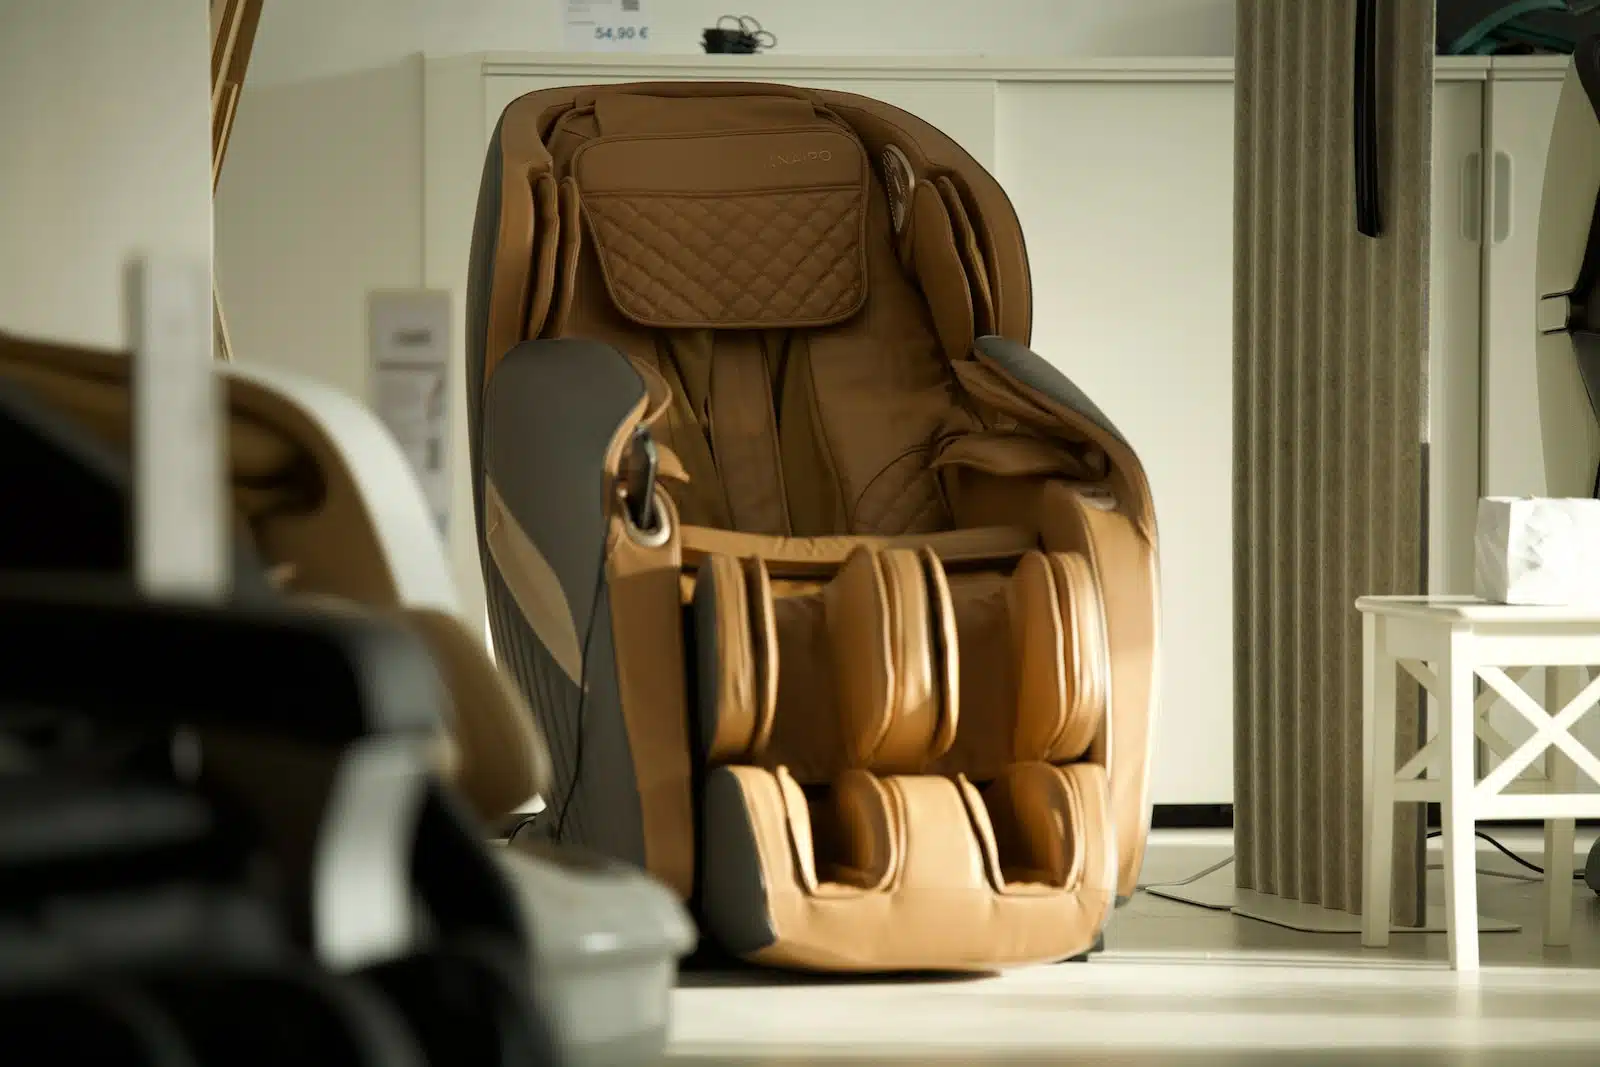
[
  {"xmin": 1064, "ymin": 932, "xmax": 1106, "ymax": 962},
  {"xmin": 1062, "ymin": 898, "xmax": 1125, "ymax": 961}
]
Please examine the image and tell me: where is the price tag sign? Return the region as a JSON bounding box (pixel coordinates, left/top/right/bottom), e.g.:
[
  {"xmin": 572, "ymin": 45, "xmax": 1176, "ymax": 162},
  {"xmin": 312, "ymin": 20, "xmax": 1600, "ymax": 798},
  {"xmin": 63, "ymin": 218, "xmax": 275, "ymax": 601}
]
[
  {"xmin": 561, "ymin": 0, "xmax": 652, "ymax": 52},
  {"xmin": 368, "ymin": 290, "xmax": 452, "ymax": 536}
]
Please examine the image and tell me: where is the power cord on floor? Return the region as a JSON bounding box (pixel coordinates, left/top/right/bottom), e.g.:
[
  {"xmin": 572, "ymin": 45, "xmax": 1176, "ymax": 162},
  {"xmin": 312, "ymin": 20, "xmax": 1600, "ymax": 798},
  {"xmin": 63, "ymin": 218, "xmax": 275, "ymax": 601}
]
[
  {"xmin": 1423, "ymin": 828, "xmax": 1587, "ymax": 881},
  {"xmin": 1138, "ymin": 853, "xmax": 1236, "ymax": 893},
  {"xmin": 1137, "ymin": 854, "xmax": 1235, "ymax": 911},
  {"xmin": 1138, "ymin": 829, "xmax": 1587, "ymax": 910}
]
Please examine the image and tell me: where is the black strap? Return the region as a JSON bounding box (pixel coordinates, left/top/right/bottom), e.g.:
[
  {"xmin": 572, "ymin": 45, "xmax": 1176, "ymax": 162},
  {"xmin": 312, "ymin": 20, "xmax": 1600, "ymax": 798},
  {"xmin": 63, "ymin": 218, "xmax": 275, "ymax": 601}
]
[{"xmin": 1354, "ymin": 0, "xmax": 1383, "ymax": 238}]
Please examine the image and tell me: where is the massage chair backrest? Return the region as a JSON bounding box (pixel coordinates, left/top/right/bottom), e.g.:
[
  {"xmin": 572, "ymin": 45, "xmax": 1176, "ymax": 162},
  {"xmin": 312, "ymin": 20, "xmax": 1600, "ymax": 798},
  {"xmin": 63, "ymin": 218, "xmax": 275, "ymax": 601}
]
[
  {"xmin": 470, "ymin": 80, "xmax": 1152, "ymax": 545},
  {"xmin": 470, "ymin": 83, "xmax": 1023, "ymax": 534},
  {"xmin": 474, "ymin": 80, "xmax": 1035, "ymax": 363},
  {"xmin": 0, "ymin": 332, "xmax": 549, "ymax": 822}
]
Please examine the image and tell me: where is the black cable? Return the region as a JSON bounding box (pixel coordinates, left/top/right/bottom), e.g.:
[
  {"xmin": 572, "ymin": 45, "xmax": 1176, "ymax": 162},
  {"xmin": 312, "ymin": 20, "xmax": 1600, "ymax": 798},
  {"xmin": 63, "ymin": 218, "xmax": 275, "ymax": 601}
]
[
  {"xmin": 498, "ymin": 522, "xmax": 615, "ymax": 849},
  {"xmin": 1137, "ymin": 853, "xmax": 1234, "ymax": 894},
  {"xmin": 714, "ymin": 13, "xmax": 776, "ymax": 51},
  {"xmin": 1140, "ymin": 828, "xmax": 1590, "ymax": 910},
  {"xmin": 552, "ymin": 537, "xmax": 612, "ymax": 843},
  {"xmin": 740, "ymin": 15, "xmax": 777, "ymax": 50},
  {"xmin": 1426, "ymin": 828, "xmax": 1588, "ymax": 881},
  {"xmin": 505, "ymin": 810, "xmax": 540, "ymax": 845}
]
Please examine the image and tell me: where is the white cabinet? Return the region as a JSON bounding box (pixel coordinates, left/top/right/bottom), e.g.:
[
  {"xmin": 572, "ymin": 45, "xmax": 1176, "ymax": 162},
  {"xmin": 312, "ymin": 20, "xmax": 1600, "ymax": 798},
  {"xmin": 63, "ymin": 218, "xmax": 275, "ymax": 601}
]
[
  {"xmin": 479, "ymin": 67, "xmax": 998, "ymax": 167},
  {"xmin": 1424, "ymin": 63, "xmax": 1580, "ymax": 599},
  {"xmin": 1429, "ymin": 77, "xmax": 1487, "ymax": 598},
  {"xmin": 998, "ymin": 81, "xmax": 1235, "ymax": 805},
  {"xmin": 1480, "ymin": 66, "xmax": 1571, "ymax": 501},
  {"xmin": 1423, "ymin": 73, "xmax": 1489, "ymax": 784},
  {"xmin": 1468, "ymin": 57, "xmax": 1600, "ymax": 783},
  {"xmin": 780, "ymin": 79, "xmax": 999, "ymax": 170}
]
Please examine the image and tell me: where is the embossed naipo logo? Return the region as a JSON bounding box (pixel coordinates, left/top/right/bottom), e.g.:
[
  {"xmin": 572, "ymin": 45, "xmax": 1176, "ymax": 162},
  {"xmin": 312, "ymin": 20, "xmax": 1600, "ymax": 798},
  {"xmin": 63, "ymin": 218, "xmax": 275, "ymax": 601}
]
[
  {"xmin": 768, "ymin": 148, "xmax": 835, "ymax": 167},
  {"xmin": 880, "ymin": 144, "xmax": 914, "ymax": 234}
]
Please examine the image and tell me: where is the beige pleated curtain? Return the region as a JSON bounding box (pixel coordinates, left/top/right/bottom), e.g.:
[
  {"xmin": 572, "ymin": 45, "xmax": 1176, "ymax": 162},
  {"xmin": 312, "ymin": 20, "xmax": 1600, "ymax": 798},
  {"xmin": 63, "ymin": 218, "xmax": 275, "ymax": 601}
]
[{"xmin": 1234, "ymin": 0, "xmax": 1435, "ymax": 925}]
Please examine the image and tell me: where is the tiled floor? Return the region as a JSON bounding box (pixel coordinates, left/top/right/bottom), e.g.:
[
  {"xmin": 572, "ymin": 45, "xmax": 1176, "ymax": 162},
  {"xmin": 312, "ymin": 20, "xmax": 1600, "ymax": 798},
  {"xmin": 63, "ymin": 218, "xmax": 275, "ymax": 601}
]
[{"xmin": 668, "ymin": 830, "xmax": 1600, "ymax": 1065}]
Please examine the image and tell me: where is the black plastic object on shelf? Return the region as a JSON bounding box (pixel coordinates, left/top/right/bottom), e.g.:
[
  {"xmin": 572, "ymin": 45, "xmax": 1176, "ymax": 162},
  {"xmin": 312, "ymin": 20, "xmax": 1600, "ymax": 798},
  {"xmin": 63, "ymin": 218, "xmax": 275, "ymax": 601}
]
[{"xmin": 702, "ymin": 14, "xmax": 776, "ymax": 53}]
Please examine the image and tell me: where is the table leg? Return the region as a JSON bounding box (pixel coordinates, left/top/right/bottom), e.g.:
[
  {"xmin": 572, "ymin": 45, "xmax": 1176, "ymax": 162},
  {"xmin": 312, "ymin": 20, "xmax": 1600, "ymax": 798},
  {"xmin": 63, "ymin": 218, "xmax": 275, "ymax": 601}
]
[
  {"xmin": 1362, "ymin": 614, "xmax": 1398, "ymax": 947},
  {"xmin": 1543, "ymin": 668, "xmax": 1578, "ymax": 947},
  {"xmin": 1442, "ymin": 638, "xmax": 1480, "ymax": 972}
]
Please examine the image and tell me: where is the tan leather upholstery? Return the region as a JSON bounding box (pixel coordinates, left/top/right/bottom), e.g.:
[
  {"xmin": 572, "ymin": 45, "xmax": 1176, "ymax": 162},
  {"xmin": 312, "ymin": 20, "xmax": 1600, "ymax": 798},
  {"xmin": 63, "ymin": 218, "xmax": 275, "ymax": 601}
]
[
  {"xmin": 0, "ymin": 333, "xmax": 549, "ymax": 826},
  {"xmin": 467, "ymin": 82, "xmax": 1160, "ymax": 971}
]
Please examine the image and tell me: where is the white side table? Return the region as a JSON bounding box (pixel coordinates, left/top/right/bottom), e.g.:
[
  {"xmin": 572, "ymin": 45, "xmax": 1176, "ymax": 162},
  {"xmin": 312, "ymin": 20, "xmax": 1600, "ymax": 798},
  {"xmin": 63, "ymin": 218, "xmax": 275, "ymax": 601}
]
[{"xmin": 1357, "ymin": 595, "xmax": 1600, "ymax": 972}]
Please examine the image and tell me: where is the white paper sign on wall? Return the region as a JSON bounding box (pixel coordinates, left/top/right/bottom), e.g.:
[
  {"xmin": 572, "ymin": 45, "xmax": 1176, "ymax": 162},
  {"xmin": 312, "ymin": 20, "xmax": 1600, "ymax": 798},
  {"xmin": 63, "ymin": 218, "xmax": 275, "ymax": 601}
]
[
  {"xmin": 561, "ymin": 0, "xmax": 652, "ymax": 52},
  {"xmin": 368, "ymin": 290, "xmax": 452, "ymax": 536}
]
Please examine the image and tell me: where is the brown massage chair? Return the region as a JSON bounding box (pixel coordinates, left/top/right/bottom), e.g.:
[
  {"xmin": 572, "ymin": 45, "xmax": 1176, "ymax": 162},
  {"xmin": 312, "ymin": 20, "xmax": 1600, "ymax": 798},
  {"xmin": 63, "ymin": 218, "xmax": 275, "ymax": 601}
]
[{"xmin": 468, "ymin": 82, "xmax": 1160, "ymax": 972}]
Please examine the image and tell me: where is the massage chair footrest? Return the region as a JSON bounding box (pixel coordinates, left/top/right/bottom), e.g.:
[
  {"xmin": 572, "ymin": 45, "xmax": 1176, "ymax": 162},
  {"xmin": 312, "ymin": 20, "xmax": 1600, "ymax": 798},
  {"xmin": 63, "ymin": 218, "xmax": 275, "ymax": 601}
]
[{"xmin": 698, "ymin": 761, "xmax": 1115, "ymax": 972}]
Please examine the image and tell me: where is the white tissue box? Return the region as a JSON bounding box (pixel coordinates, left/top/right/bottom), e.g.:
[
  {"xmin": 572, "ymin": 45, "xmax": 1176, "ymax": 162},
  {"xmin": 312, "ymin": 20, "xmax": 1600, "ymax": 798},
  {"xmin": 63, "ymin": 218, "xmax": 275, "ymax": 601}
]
[{"xmin": 1475, "ymin": 496, "xmax": 1600, "ymax": 605}]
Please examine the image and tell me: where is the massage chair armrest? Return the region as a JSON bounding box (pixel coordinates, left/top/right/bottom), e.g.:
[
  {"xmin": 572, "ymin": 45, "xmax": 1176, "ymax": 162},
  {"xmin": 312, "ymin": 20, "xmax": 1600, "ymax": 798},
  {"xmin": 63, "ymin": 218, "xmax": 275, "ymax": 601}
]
[
  {"xmin": 970, "ymin": 335, "xmax": 1154, "ymax": 537},
  {"xmin": 973, "ymin": 341, "xmax": 1158, "ymax": 903},
  {"xmin": 0, "ymin": 577, "xmax": 444, "ymax": 744},
  {"xmin": 480, "ymin": 339, "xmax": 653, "ymax": 607}
]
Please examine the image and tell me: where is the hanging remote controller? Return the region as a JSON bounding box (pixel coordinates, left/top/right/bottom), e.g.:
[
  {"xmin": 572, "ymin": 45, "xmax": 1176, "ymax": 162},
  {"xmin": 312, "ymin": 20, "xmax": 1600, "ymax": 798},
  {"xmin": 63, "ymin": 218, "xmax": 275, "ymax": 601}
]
[{"xmin": 622, "ymin": 427, "xmax": 660, "ymax": 533}]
